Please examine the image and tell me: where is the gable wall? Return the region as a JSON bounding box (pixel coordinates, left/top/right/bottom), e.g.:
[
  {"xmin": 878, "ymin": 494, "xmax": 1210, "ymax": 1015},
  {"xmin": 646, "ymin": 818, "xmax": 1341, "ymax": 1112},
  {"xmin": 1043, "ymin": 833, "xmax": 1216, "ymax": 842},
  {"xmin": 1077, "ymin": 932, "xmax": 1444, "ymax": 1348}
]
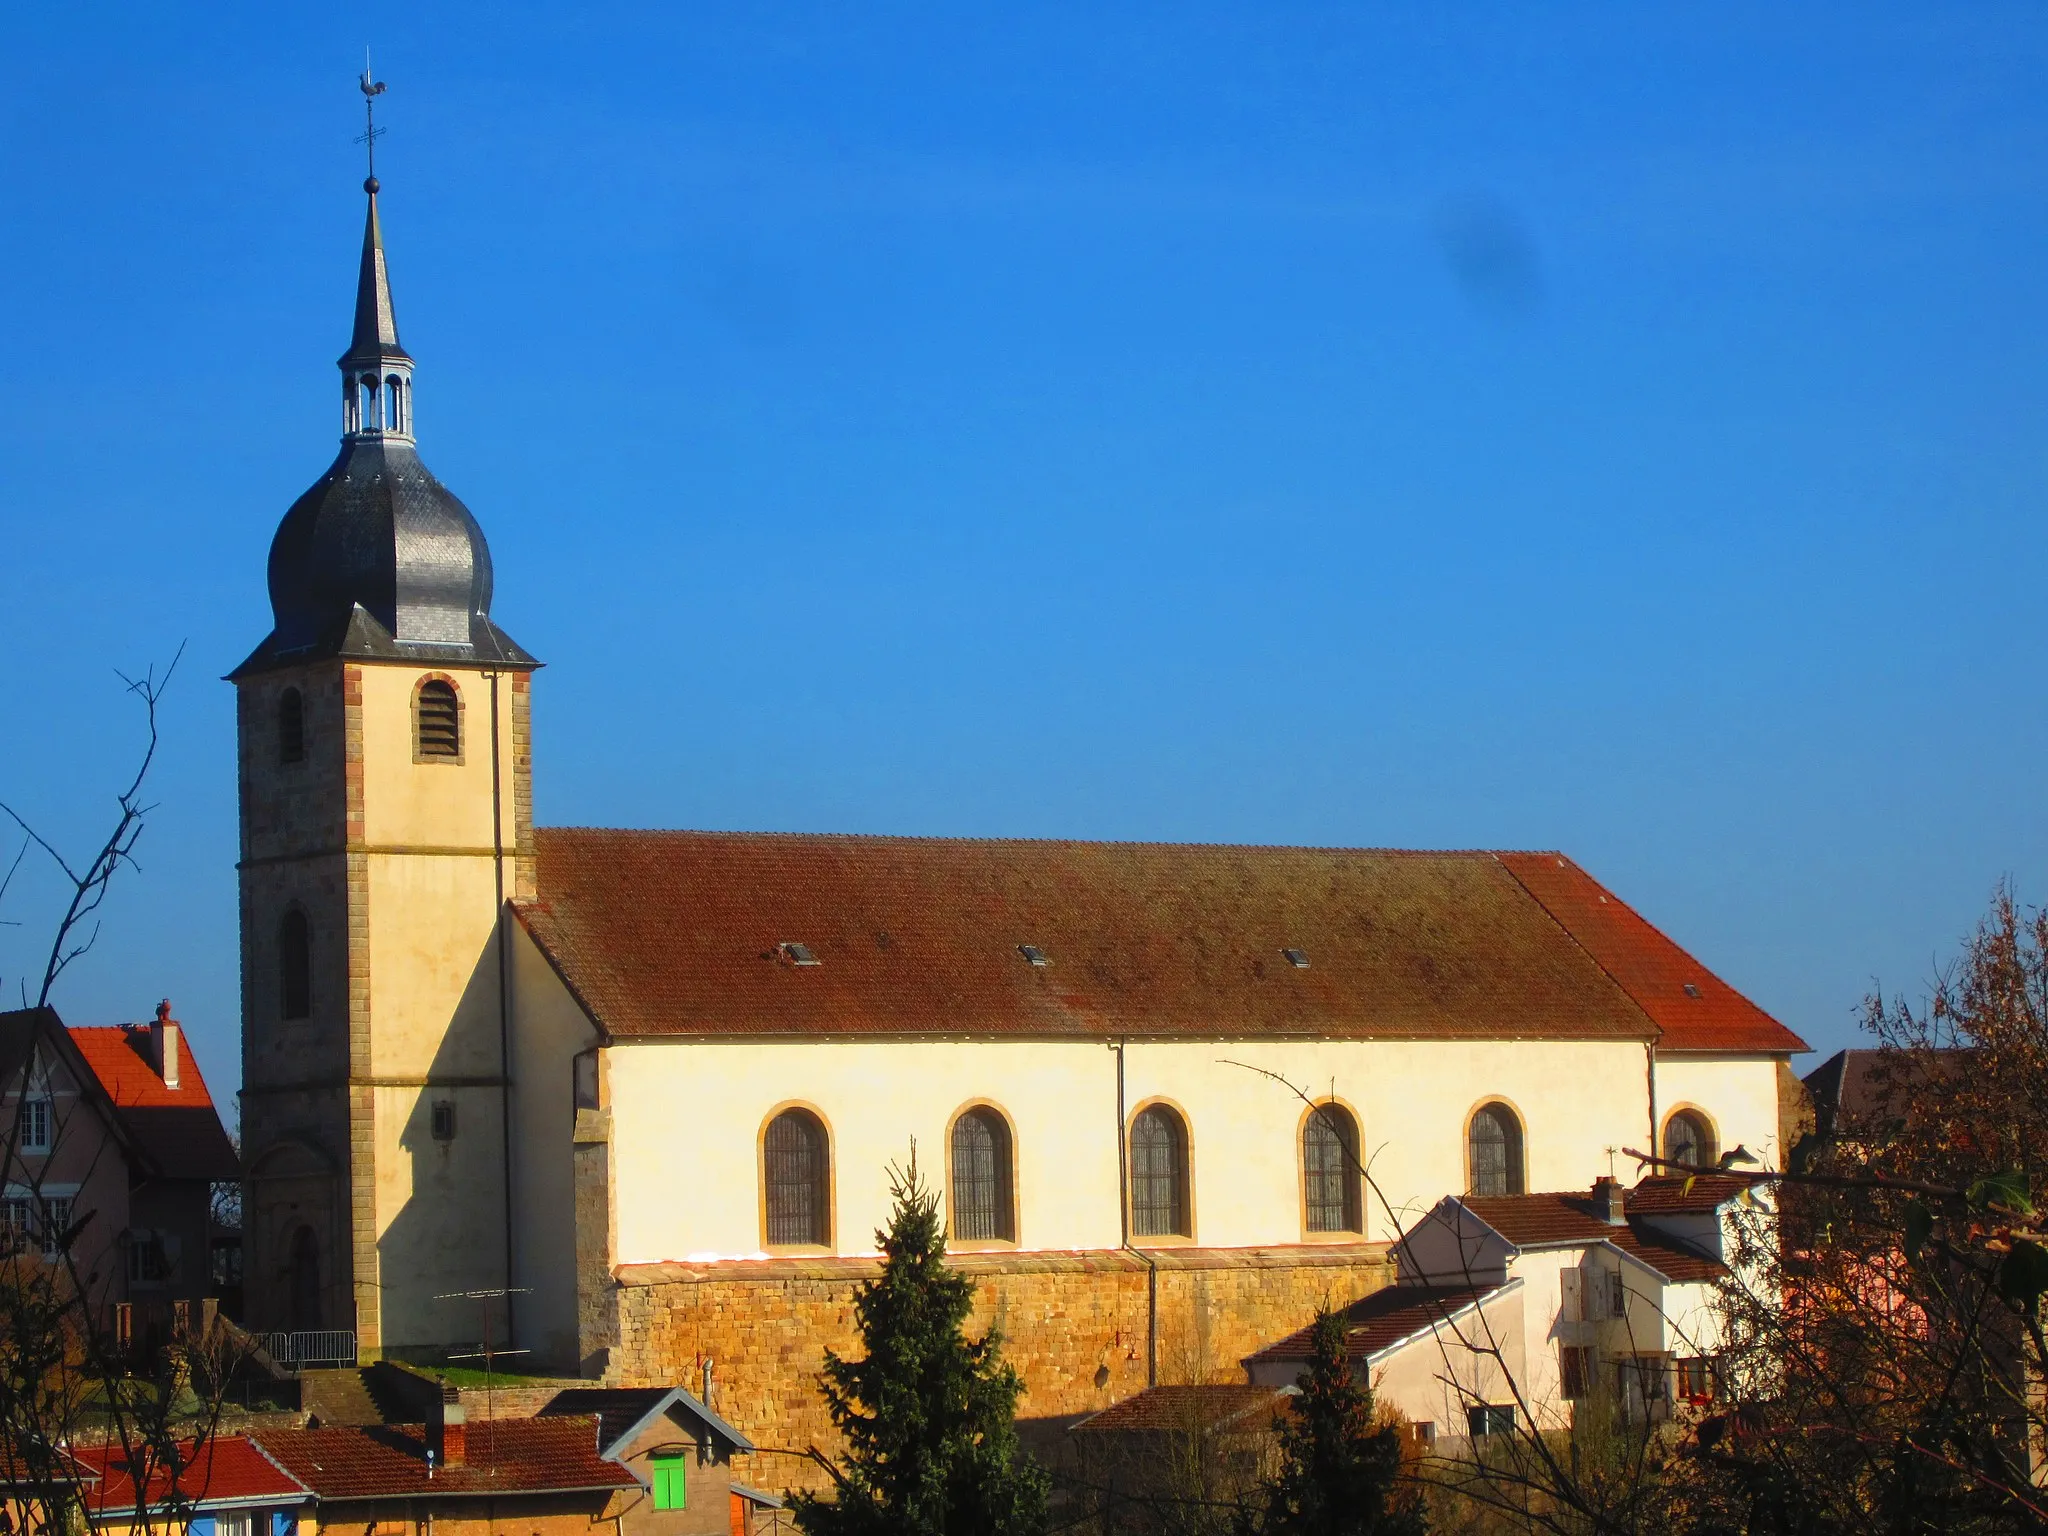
[{"xmin": 1654, "ymin": 1055, "xmax": 1789, "ymax": 1169}]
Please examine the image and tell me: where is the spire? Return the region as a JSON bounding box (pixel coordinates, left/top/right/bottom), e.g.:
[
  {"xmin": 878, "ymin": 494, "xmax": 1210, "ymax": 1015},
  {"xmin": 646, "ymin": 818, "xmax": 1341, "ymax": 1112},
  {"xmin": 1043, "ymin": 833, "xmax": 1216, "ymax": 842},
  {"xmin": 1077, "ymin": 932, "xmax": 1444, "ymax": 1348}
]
[{"xmin": 344, "ymin": 183, "xmax": 410, "ymax": 366}]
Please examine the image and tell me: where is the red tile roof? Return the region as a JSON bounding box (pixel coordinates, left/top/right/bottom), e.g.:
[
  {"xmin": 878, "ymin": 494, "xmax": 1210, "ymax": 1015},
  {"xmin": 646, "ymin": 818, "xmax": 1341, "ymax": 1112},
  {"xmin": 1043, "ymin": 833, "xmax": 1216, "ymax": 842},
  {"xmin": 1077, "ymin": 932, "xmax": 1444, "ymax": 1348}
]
[
  {"xmin": 1625, "ymin": 1173, "xmax": 1753, "ymax": 1215},
  {"xmin": 1246, "ymin": 1285, "xmax": 1504, "ymax": 1367},
  {"xmin": 1072, "ymin": 1385, "xmax": 1292, "ymax": 1434},
  {"xmin": 250, "ymin": 1419, "xmax": 639, "ymax": 1501},
  {"xmin": 1456, "ymin": 1191, "xmax": 1726, "ymax": 1283},
  {"xmin": 68, "ymin": 1024, "xmax": 239, "ymax": 1181},
  {"xmin": 517, "ymin": 831, "xmax": 1672, "ymax": 1043},
  {"xmin": 1495, "ymin": 854, "xmax": 1806, "ymax": 1054},
  {"xmin": 68, "ymin": 1437, "xmax": 309, "ymax": 1513}
]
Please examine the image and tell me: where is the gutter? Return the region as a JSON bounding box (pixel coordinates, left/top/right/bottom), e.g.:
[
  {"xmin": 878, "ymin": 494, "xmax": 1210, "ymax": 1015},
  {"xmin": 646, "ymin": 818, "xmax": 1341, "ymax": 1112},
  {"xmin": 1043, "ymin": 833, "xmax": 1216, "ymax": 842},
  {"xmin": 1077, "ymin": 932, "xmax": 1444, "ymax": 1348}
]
[{"xmin": 1110, "ymin": 1037, "xmax": 1158, "ymax": 1387}]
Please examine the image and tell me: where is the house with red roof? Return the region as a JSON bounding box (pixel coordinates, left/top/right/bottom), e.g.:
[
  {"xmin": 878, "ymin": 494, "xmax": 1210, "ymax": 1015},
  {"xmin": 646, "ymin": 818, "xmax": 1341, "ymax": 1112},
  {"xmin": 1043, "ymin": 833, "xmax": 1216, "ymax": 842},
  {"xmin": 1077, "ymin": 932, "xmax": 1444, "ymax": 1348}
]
[
  {"xmin": 0, "ymin": 1000, "xmax": 237, "ymax": 1347},
  {"xmin": 248, "ymin": 1412, "xmax": 641, "ymax": 1536},
  {"xmin": 1245, "ymin": 1173, "xmax": 1751, "ymax": 1448},
  {"xmin": 55, "ymin": 1436, "xmax": 312, "ymax": 1536}
]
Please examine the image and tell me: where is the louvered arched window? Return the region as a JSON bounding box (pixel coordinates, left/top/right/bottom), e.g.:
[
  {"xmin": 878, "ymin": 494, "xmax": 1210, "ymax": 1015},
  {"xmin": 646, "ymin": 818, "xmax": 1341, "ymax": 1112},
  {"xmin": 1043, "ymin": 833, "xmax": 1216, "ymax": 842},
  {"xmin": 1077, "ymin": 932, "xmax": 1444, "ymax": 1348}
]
[
  {"xmin": 1664, "ymin": 1109, "xmax": 1715, "ymax": 1170},
  {"xmin": 278, "ymin": 688, "xmax": 305, "ymax": 764},
  {"xmin": 415, "ymin": 679, "xmax": 460, "ymax": 759},
  {"xmin": 949, "ymin": 1107, "xmax": 1015, "ymax": 1243},
  {"xmin": 1303, "ymin": 1104, "xmax": 1363, "ymax": 1233},
  {"xmin": 1129, "ymin": 1105, "xmax": 1191, "ymax": 1238},
  {"xmin": 763, "ymin": 1108, "xmax": 830, "ymax": 1248},
  {"xmin": 1468, "ymin": 1102, "xmax": 1525, "ymax": 1197},
  {"xmin": 279, "ymin": 909, "xmax": 312, "ymax": 1020}
]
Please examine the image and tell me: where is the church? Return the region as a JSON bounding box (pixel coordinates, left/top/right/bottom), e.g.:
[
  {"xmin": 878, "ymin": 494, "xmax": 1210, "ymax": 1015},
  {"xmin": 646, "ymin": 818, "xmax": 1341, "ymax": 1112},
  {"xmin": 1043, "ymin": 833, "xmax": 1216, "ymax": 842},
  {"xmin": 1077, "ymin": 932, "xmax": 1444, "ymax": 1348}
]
[{"xmin": 234, "ymin": 172, "xmax": 1807, "ymax": 1450}]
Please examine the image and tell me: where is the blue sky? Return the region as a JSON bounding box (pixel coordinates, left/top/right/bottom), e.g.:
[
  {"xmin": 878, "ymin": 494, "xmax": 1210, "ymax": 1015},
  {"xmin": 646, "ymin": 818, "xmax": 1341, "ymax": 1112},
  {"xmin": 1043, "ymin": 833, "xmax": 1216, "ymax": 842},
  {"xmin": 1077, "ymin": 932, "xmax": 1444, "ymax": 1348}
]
[{"xmin": 5, "ymin": 4, "xmax": 2047, "ymax": 1097}]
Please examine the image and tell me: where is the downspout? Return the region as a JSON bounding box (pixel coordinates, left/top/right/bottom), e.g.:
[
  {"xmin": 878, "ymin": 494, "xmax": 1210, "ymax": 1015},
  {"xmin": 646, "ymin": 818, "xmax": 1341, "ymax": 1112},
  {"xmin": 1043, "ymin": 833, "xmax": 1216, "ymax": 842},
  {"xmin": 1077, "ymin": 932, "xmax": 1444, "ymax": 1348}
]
[
  {"xmin": 490, "ymin": 670, "xmax": 516, "ymax": 1337},
  {"xmin": 1645, "ymin": 1041, "xmax": 1659, "ymax": 1168},
  {"xmin": 1111, "ymin": 1037, "xmax": 1158, "ymax": 1387}
]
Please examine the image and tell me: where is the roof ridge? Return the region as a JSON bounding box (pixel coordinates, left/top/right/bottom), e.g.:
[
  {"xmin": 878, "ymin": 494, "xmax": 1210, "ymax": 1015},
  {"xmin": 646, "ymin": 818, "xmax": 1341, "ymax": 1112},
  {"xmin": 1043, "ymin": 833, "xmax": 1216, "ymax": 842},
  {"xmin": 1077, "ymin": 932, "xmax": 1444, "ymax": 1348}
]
[
  {"xmin": 1490, "ymin": 853, "xmax": 1664, "ymax": 1043},
  {"xmin": 536, "ymin": 825, "xmax": 1551, "ymax": 858}
]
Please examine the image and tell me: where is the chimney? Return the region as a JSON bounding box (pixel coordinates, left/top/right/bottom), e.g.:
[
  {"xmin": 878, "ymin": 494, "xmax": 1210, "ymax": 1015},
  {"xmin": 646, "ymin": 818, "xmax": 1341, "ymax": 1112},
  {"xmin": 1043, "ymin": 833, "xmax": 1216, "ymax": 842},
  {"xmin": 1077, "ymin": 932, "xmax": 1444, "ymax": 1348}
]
[
  {"xmin": 431, "ymin": 1383, "xmax": 467, "ymax": 1468},
  {"xmin": 151, "ymin": 1001, "xmax": 180, "ymax": 1090},
  {"xmin": 1591, "ymin": 1176, "xmax": 1627, "ymax": 1226}
]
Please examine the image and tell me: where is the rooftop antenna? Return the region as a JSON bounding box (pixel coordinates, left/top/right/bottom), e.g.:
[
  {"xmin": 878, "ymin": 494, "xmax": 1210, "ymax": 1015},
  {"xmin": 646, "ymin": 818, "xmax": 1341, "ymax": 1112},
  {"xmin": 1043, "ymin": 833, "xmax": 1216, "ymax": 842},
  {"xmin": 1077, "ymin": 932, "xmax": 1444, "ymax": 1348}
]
[
  {"xmin": 356, "ymin": 50, "xmax": 388, "ymax": 188},
  {"xmin": 436, "ymin": 1287, "xmax": 530, "ymax": 1463}
]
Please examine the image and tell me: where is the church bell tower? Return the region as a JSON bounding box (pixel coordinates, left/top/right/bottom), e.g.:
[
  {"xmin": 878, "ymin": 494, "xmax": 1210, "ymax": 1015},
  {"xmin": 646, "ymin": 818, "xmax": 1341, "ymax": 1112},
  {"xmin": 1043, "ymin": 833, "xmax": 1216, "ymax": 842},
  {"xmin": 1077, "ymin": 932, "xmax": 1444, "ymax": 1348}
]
[{"xmin": 233, "ymin": 165, "xmax": 539, "ymax": 1360}]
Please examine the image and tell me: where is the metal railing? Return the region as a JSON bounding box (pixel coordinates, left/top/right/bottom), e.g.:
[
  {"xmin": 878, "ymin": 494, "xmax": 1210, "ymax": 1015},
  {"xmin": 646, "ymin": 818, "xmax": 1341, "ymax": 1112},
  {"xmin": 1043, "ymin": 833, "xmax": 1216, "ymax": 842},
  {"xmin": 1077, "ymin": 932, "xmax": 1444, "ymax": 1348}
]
[{"xmin": 259, "ymin": 1329, "xmax": 358, "ymax": 1369}]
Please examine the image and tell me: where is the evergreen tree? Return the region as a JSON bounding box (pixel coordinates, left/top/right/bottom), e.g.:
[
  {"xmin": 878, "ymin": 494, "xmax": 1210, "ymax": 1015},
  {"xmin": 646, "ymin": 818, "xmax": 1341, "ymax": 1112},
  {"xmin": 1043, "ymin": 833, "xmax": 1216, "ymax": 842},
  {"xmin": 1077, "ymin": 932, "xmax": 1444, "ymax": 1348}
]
[
  {"xmin": 1244, "ymin": 1307, "xmax": 1425, "ymax": 1536},
  {"xmin": 791, "ymin": 1151, "xmax": 1050, "ymax": 1536}
]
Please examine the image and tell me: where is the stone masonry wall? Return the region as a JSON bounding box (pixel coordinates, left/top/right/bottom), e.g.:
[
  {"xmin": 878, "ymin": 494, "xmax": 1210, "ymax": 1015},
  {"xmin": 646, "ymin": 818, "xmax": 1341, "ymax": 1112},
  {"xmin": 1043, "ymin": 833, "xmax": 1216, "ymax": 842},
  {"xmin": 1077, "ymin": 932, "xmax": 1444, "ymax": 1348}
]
[{"xmin": 609, "ymin": 1245, "xmax": 1392, "ymax": 1495}]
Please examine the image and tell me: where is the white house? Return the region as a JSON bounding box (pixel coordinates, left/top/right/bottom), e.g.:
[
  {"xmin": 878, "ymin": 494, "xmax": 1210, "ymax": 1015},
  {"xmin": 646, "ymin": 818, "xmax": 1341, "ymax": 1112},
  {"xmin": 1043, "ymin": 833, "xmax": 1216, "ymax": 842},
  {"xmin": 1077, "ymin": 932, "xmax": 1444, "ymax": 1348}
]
[{"xmin": 1245, "ymin": 1173, "xmax": 1751, "ymax": 1448}]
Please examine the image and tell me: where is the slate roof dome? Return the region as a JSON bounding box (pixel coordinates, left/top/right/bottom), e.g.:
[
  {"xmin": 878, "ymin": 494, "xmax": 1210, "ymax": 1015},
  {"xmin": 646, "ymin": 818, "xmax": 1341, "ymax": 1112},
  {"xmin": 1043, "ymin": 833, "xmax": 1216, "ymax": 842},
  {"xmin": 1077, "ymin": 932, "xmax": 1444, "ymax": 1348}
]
[{"xmin": 236, "ymin": 183, "xmax": 534, "ymax": 676}]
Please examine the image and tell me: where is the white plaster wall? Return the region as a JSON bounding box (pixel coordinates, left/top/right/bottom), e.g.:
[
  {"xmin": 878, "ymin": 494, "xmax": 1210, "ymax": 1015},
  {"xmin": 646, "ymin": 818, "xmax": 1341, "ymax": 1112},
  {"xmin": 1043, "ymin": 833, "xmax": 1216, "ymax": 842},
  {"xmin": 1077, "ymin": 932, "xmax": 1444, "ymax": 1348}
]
[
  {"xmin": 604, "ymin": 1036, "xmax": 1657, "ymax": 1264},
  {"xmin": 1655, "ymin": 1056, "xmax": 1786, "ymax": 1168},
  {"xmin": 507, "ymin": 926, "xmax": 602, "ymax": 1367},
  {"xmin": 1512, "ymin": 1248, "xmax": 1579, "ymax": 1431},
  {"xmin": 1361, "ymin": 1285, "xmax": 1527, "ymax": 1442},
  {"xmin": 354, "ymin": 665, "xmax": 519, "ymax": 851}
]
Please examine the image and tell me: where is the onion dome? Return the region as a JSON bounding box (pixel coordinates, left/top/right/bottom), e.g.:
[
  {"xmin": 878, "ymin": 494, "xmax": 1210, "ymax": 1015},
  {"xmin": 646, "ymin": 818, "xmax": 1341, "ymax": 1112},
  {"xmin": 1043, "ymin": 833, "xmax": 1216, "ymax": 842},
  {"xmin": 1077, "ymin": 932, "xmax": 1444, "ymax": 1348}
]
[{"xmin": 235, "ymin": 180, "xmax": 535, "ymax": 676}]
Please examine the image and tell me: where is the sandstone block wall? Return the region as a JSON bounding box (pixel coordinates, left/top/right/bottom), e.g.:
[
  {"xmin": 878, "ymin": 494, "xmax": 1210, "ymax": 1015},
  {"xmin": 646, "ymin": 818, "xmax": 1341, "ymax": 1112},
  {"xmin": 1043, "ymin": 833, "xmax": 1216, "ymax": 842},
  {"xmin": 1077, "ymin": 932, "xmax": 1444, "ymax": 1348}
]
[{"xmin": 609, "ymin": 1245, "xmax": 1393, "ymax": 1495}]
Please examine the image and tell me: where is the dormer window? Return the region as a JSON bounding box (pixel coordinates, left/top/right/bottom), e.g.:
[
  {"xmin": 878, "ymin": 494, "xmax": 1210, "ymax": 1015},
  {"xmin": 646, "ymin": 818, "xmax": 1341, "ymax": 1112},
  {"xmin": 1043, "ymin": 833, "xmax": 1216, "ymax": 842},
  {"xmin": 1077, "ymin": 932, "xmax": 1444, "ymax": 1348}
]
[{"xmin": 415, "ymin": 679, "xmax": 461, "ymax": 761}]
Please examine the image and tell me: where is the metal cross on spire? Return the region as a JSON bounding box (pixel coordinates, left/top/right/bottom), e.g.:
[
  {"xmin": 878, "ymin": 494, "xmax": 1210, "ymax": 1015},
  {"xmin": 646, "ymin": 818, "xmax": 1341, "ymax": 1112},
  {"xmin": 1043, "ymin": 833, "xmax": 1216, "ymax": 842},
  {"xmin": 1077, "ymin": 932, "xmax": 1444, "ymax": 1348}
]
[{"xmin": 356, "ymin": 50, "xmax": 388, "ymax": 187}]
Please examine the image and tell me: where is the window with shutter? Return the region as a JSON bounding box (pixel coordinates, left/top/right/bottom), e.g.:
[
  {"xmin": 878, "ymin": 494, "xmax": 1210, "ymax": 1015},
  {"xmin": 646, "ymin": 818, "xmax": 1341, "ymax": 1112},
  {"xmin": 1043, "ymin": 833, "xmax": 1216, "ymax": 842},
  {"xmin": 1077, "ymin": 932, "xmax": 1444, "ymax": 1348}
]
[
  {"xmin": 1560, "ymin": 1345, "xmax": 1592, "ymax": 1400},
  {"xmin": 652, "ymin": 1454, "xmax": 687, "ymax": 1510},
  {"xmin": 415, "ymin": 679, "xmax": 461, "ymax": 760}
]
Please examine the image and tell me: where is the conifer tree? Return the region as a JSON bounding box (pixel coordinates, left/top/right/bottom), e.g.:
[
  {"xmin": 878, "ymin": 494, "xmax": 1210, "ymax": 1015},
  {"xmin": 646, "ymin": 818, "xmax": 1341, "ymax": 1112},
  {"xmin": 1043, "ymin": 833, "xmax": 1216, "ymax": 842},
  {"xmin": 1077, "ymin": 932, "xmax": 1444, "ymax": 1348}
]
[
  {"xmin": 792, "ymin": 1151, "xmax": 1049, "ymax": 1536},
  {"xmin": 1244, "ymin": 1307, "xmax": 1425, "ymax": 1536}
]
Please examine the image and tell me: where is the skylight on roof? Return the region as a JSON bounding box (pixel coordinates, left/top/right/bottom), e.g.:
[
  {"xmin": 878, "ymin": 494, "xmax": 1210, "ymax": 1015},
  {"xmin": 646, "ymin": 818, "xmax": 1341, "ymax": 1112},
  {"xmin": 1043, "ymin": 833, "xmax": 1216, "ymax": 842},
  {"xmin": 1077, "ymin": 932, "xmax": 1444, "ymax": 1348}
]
[
  {"xmin": 1281, "ymin": 948, "xmax": 1310, "ymax": 969},
  {"xmin": 1682, "ymin": 982, "xmax": 1701, "ymax": 999},
  {"xmin": 783, "ymin": 943, "xmax": 821, "ymax": 967},
  {"xmin": 1018, "ymin": 945, "xmax": 1049, "ymax": 967}
]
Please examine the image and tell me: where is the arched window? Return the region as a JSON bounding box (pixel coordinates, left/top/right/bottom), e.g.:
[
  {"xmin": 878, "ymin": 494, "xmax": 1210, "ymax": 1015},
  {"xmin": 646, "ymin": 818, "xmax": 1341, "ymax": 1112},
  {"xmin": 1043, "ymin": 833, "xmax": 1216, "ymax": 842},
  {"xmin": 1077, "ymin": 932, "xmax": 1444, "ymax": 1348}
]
[
  {"xmin": 278, "ymin": 687, "xmax": 305, "ymax": 765},
  {"xmin": 1468, "ymin": 1102, "xmax": 1524, "ymax": 1197},
  {"xmin": 1303, "ymin": 1104, "xmax": 1363, "ymax": 1233},
  {"xmin": 1664, "ymin": 1109, "xmax": 1715, "ymax": 1170},
  {"xmin": 288, "ymin": 1227, "xmax": 321, "ymax": 1330},
  {"xmin": 763, "ymin": 1108, "xmax": 830, "ymax": 1247},
  {"xmin": 949, "ymin": 1107, "xmax": 1015, "ymax": 1243},
  {"xmin": 1129, "ymin": 1105, "xmax": 1191, "ymax": 1238},
  {"xmin": 279, "ymin": 909, "xmax": 311, "ymax": 1020},
  {"xmin": 415, "ymin": 679, "xmax": 460, "ymax": 759}
]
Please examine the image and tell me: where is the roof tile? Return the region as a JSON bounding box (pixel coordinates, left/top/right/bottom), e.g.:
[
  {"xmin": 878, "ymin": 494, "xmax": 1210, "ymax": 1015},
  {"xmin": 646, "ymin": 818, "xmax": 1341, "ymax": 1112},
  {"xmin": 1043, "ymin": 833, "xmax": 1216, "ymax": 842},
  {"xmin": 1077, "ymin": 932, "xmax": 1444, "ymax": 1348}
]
[
  {"xmin": 1247, "ymin": 1285, "xmax": 1503, "ymax": 1366},
  {"xmin": 518, "ymin": 832, "xmax": 1668, "ymax": 1043},
  {"xmin": 251, "ymin": 1418, "xmax": 639, "ymax": 1500},
  {"xmin": 1073, "ymin": 1385, "xmax": 1291, "ymax": 1434},
  {"xmin": 1495, "ymin": 854, "xmax": 1806, "ymax": 1054},
  {"xmin": 1456, "ymin": 1191, "xmax": 1727, "ymax": 1283},
  {"xmin": 68, "ymin": 1025, "xmax": 238, "ymax": 1181},
  {"xmin": 68, "ymin": 1438, "xmax": 309, "ymax": 1513}
]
